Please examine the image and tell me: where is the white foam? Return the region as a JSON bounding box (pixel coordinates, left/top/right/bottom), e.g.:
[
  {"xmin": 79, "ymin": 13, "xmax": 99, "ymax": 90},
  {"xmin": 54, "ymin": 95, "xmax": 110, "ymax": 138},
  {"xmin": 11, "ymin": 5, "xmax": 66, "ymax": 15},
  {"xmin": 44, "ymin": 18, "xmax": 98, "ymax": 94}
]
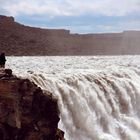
[{"xmin": 7, "ymin": 56, "xmax": 140, "ymax": 140}]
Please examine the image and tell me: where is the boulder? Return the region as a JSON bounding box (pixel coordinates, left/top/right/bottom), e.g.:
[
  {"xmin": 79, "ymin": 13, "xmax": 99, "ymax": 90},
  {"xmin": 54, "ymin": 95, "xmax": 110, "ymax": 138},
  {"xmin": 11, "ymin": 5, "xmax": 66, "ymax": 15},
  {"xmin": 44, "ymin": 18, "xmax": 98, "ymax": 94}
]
[{"xmin": 0, "ymin": 69, "xmax": 65, "ymax": 140}]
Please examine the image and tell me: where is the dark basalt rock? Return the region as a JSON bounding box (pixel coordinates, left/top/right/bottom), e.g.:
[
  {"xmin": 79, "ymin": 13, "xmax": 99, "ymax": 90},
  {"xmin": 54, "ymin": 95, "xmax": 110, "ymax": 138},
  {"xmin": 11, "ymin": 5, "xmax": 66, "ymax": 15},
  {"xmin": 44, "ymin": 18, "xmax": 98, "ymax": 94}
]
[{"xmin": 0, "ymin": 69, "xmax": 65, "ymax": 140}]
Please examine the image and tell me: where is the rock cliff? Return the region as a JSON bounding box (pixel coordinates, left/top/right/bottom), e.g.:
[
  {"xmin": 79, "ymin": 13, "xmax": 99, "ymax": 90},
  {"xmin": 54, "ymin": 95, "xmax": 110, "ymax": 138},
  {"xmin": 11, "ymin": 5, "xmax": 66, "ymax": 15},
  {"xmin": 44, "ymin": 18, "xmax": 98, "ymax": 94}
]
[
  {"xmin": 0, "ymin": 68, "xmax": 65, "ymax": 140},
  {"xmin": 0, "ymin": 15, "xmax": 140, "ymax": 55}
]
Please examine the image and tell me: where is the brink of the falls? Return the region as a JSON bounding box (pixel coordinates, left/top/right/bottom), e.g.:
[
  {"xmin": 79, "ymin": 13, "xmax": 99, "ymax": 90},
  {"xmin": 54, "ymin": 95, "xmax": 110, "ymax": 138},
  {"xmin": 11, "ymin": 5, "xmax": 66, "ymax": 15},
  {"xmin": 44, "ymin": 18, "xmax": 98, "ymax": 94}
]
[{"xmin": 7, "ymin": 56, "xmax": 140, "ymax": 140}]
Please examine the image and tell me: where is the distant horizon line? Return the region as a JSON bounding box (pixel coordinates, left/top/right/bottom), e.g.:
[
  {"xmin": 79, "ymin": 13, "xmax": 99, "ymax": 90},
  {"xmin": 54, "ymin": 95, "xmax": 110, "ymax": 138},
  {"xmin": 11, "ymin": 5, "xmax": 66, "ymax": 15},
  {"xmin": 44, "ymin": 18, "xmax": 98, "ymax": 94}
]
[{"xmin": 1, "ymin": 14, "xmax": 140, "ymax": 35}]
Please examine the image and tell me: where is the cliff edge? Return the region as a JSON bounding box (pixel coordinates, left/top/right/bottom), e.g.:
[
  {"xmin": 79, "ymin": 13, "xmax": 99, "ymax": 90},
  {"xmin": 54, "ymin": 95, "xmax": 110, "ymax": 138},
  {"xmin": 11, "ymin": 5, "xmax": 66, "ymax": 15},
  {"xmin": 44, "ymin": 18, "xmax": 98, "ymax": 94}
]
[{"xmin": 0, "ymin": 68, "xmax": 65, "ymax": 140}]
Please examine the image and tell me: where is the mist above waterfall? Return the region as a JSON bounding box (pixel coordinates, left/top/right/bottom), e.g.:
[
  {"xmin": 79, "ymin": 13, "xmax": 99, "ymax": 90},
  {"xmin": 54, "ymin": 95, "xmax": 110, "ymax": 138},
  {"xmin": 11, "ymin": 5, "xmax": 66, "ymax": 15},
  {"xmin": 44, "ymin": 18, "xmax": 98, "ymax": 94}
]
[{"xmin": 7, "ymin": 56, "xmax": 140, "ymax": 140}]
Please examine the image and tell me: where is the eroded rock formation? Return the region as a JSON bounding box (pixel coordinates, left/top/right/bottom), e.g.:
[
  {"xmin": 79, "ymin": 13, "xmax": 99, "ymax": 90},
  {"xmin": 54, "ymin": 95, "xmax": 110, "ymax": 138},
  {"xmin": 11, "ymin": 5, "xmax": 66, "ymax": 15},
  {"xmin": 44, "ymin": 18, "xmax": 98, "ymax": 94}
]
[
  {"xmin": 0, "ymin": 69, "xmax": 65, "ymax": 140},
  {"xmin": 0, "ymin": 15, "xmax": 140, "ymax": 55}
]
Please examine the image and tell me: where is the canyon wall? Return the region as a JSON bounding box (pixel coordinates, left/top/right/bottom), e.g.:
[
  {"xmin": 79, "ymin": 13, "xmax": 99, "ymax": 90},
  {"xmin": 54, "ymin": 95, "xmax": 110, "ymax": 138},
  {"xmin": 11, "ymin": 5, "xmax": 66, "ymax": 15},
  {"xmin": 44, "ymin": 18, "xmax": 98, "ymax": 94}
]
[{"xmin": 0, "ymin": 15, "xmax": 140, "ymax": 55}]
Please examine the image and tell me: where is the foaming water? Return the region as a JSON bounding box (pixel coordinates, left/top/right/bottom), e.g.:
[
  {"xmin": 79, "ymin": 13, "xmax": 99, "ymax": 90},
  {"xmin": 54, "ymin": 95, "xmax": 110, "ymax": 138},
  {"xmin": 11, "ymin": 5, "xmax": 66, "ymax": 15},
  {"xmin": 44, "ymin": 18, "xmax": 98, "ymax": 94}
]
[{"xmin": 7, "ymin": 56, "xmax": 140, "ymax": 140}]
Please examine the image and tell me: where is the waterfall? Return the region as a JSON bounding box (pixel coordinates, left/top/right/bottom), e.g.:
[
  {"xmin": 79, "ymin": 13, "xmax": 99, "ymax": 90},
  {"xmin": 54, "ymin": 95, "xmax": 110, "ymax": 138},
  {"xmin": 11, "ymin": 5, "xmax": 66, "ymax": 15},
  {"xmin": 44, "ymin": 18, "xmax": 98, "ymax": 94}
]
[
  {"xmin": 27, "ymin": 68, "xmax": 140, "ymax": 140},
  {"xmin": 7, "ymin": 56, "xmax": 140, "ymax": 140}
]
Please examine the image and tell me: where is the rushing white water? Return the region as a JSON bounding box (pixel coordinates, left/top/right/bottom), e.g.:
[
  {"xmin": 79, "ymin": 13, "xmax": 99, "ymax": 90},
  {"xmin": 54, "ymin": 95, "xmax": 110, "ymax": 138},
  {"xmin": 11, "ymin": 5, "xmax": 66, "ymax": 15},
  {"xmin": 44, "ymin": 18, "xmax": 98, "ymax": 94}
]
[{"xmin": 7, "ymin": 56, "xmax": 140, "ymax": 140}]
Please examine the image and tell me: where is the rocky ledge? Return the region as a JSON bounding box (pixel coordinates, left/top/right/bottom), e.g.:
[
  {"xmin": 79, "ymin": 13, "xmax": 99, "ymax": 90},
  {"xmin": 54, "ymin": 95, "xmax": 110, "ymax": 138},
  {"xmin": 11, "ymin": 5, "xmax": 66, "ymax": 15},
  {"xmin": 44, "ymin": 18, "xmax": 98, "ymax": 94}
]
[{"xmin": 0, "ymin": 68, "xmax": 65, "ymax": 140}]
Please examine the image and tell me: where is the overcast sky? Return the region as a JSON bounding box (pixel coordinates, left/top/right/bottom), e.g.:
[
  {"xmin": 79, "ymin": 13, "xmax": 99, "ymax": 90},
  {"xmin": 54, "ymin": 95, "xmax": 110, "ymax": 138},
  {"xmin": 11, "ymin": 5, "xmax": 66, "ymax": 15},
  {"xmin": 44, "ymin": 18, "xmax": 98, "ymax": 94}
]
[{"xmin": 0, "ymin": 0, "xmax": 140, "ymax": 33}]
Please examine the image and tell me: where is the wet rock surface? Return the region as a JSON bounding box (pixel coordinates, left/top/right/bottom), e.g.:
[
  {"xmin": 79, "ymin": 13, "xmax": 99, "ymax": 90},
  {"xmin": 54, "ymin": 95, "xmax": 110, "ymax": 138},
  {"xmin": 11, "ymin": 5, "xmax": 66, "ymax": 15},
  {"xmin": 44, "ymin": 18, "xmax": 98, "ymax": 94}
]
[{"xmin": 0, "ymin": 69, "xmax": 65, "ymax": 140}]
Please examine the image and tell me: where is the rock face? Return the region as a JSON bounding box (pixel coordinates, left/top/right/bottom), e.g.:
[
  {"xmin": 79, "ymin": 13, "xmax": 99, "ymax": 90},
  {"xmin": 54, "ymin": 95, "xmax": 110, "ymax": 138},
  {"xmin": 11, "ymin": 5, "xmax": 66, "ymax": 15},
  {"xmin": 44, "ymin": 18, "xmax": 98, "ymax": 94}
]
[
  {"xmin": 0, "ymin": 15, "xmax": 140, "ymax": 55},
  {"xmin": 0, "ymin": 69, "xmax": 65, "ymax": 140}
]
